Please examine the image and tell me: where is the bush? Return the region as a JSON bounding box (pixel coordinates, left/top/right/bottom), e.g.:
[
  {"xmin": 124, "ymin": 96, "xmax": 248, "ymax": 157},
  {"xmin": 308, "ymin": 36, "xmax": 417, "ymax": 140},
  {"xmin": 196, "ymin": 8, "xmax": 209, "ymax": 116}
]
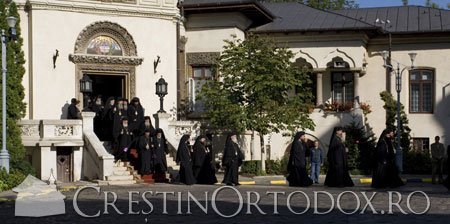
[
  {"xmin": 0, "ymin": 168, "xmax": 26, "ymax": 192},
  {"xmin": 403, "ymin": 150, "xmax": 432, "ymax": 174},
  {"xmin": 343, "ymin": 122, "xmax": 377, "ymax": 175},
  {"xmin": 241, "ymin": 159, "xmax": 287, "ymax": 176}
]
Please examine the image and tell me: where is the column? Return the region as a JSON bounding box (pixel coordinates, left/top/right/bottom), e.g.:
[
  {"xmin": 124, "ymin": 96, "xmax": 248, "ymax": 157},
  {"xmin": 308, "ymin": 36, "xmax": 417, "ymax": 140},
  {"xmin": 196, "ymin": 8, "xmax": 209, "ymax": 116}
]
[
  {"xmin": 316, "ymin": 72, "xmax": 323, "ymax": 107},
  {"xmin": 40, "ymin": 146, "xmax": 57, "ymax": 181},
  {"xmin": 353, "ymin": 72, "xmax": 361, "ymax": 109}
]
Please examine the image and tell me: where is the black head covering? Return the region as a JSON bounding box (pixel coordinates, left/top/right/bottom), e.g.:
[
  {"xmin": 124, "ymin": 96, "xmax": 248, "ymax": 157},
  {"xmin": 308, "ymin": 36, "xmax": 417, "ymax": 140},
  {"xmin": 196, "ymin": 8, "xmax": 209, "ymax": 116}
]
[
  {"xmin": 378, "ymin": 128, "xmax": 393, "ymax": 144},
  {"xmin": 71, "ymin": 98, "xmax": 77, "ymax": 104},
  {"xmin": 195, "ymin": 135, "xmax": 207, "ymax": 145},
  {"xmin": 293, "ymin": 131, "xmax": 305, "ymax": 141},
  {"xmin": 121, "ymin": 116, "xmax": 128, "ymax": 121},
  {"xmin": 329, "ymin": 126, "xmax": 343, "ymax": 147},
  {"xmin": 144, "ymin": 116, "xmax": 151, "ymax": 120},
  {"xmin": 155, "ymin": 128, "xmax": 166, "ymax": 140},
  {"xmin": 178, "ymin": 135, "xmax": 190, "ymax": 148},
  {"xmin": 225, "ymin": 132, "xmax": 237, "ymax": 148},
  {"xmin": 131, "ymin": 97, "xmax": 140, "ymax": 103},
  {"xmin": 144, "ymin": 128, "xmax": 151, "ymax": 133}
]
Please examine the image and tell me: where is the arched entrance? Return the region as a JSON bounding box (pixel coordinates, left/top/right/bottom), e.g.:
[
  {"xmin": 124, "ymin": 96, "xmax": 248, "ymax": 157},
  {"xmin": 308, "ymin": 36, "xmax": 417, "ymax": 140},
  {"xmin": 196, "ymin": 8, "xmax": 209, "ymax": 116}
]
[{"xmin": 69, "ymin": 21, "xmax": 143, "ymax": 105}]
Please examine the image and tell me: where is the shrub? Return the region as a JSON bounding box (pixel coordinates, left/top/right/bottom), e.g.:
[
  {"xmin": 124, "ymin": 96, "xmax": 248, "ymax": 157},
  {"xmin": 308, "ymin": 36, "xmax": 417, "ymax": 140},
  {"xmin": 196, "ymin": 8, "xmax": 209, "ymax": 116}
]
[
  {"xmin": 0, "ymin": 168, "xmax": 26, "ymax": 192},
  {"xmin": 343, "ymin": 122, "xmax": 377, "ymax": 175},
  {"xmin": 403, "ymin": 150, "xmax": 432, "ymax": 174}
]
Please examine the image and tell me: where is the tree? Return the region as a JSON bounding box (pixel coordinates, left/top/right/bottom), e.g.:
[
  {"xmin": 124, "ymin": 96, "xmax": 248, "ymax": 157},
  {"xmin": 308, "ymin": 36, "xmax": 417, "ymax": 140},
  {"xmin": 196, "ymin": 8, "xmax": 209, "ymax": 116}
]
[
  {"xmin": 260, "ymin": 0, "xmax": 358, "ymax": 10},
  {"xmin": 402, "ymin": 0, "xmax": 408, "ymax": 6},
  {"xmin": 380, "ymin": 91, "xmax": 411, "ymax": 151},
  {"xmin": 0, "ymin": 0, "xmax": 31, "ymax": 174},
  {"xmin": 425, "ymin": 0, "xmax": 439, "ymax": 8},
  {"xmin": 198, "ymin": 34, "xmax": 315, "ymax": 171}
]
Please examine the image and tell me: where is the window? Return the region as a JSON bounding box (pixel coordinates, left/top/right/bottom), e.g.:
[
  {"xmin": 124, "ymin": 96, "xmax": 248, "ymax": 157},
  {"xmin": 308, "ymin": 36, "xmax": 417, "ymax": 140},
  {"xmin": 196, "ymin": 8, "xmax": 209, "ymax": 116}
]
[
  {"xmin": 409, "ymin": 70, "xmax": 434, "ymax": 113},
  {"xmin": 412, "ymin": 138, "xmax": 430, "ymax": 152},
  {"xmin": 332, "ymin": 72, "xmax": 354, "ymax": 104},
  {"xmin": 190, "ymin": 66, "xmax": 214, "ymax": 112},
  {"xmin": 295, "ymin": 73, "xmax": 317, "ymax": 105}
]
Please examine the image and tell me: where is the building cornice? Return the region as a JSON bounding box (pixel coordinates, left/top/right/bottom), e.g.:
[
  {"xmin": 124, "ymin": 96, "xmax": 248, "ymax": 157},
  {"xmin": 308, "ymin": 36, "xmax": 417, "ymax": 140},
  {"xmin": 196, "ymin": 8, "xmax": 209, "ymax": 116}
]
[
  {"xmin": 17, "ymin": 0, "xmax": 180, "ymax": 21},
  {"xmin": 69, "ymin": 53, "xmax": 144, "ymax": 66}
]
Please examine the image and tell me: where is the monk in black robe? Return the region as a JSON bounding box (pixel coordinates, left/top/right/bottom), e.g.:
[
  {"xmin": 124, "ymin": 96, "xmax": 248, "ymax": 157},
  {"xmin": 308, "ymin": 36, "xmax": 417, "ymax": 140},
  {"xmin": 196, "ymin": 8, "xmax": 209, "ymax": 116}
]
[
  {"xmin": 137, "ymin": 116, "xmax": 155, "ymax": 136},
  {"xmin": 128, "ymin": 97, "xmax": 145, "ymax": 136},
  {"xmin": 176, "ymin": 135, "xmax": 196, "ymax": 185},
  {"xmin": 192, "ymin": 135, "xmax": 207, "ymax": 179},
  {"xmin": 372, "ymin": 128, "xmax": 404, "ymax": 188},
  {"xmin": 197, "ymin": 137, "xmax": 218, "ymax": 184},
  {"xmin": 287, "ymin": 131, "xmax": 313, "ymax": 187},
  {"xmin": 91, "ymin": 95, "xmax": 104, "ymax": 139},
  {"xmin": 153, "ymin": 129, "xmax": 169, "ymax": 174},
  {"xmin": 443, "ymin": 145, "xmax": 450, "ymax": 191},
  {"xmin": 114, "ymin": 117, "xmax": 132, "ymax": 162},
  {"xmin": 67, "ymin": 98, "xmax": 80, "ymax": 119},
  {"xmin": 139, "ymin": 129, "xmax": 154, "ymax": 175},
  {"xmin": 222, "ymin": 132, "xmax": 244, "ymax": 186},
  {"xmin": 101, "ymin": 97, "xmax": 115, "ymax": 141},
  {"xmin": 324, "ymin": 127, "xmax": 354, "ymax": 187}
]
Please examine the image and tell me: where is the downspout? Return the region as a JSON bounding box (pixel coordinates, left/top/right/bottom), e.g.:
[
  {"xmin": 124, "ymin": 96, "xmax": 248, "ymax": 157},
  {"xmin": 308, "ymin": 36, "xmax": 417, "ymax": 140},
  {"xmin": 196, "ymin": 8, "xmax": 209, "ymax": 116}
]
[{"xmin": 176, "ymin": 2, "xmax": 184, "ymax": 120}]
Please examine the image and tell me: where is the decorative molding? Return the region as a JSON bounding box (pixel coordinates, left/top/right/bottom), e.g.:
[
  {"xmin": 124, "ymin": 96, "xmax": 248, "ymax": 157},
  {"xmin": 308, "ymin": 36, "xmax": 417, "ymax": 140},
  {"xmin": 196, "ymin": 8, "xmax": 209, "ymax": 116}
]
[
  {"xmin": 55, "ymin": 125, "xmax": 75, "ymax": 137},
  {"xmin": 69, "ymin": 54, "xmax": 144, "ymax": 65},
  {"xmin": 74, "ymin": 21, "xmax": 139, "ymax": 56},
  {"xmin": 297, "ymin": 50, "xmax": 318, "ymax": 68},
  {"xmin": 186, "ymin": 52, "xmax": 220, "ymax": 65},
  {"xmin": 91, "ymin": 0, "xmax": 137, "ymax": 4},
  {"xmin": 20, "ymin": 125, "xmax": 40, "ymax": 137}
]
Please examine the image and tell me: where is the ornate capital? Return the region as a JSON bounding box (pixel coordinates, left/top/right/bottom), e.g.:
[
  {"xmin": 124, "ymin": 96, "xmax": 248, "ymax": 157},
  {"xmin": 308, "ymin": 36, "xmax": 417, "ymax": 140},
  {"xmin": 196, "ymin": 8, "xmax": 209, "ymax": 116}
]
[
  {"xmin": 69, "ymin": 54, "xmax": 144, "ymax": 65},
  {"xmin": 186, "ymin": 52, "xmax": 220, "ymax": 65}
]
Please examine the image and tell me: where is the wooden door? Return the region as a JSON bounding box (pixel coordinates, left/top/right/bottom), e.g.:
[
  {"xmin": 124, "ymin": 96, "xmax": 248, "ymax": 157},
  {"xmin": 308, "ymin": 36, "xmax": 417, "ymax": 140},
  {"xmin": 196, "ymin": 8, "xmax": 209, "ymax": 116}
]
[{"xmin": 57, "ymin": 147, "xmax": 72, "ymax": 182}]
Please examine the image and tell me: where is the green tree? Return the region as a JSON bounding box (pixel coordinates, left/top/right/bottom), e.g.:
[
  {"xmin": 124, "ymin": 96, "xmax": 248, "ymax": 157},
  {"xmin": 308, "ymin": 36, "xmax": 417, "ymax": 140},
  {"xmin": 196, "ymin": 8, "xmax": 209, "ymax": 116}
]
[
  {"xmin": 0, "ymin": 0, "xmax": 31, "ymax": 174},
  {"xmin": 380, "ymin": 91, "xmax": 411, "ymax": 151},
  {"xmin": 402, "ymin": 0, "xmax": 408, "ymax": 6},
  {"xmin": 198, "ymin": 34, "xmax": 315, "ymax": 171},
  {"xmin": 261, "ymin": 0, "xmax": 358, "ymax": 10},
  {"xmin": 343, "ymin": 122, "xmax": 377, "ymax": 174}
]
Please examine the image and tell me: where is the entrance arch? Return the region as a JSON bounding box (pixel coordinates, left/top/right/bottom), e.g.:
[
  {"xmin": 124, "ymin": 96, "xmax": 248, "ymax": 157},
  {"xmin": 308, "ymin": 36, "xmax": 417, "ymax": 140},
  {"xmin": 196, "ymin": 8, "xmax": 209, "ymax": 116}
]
[{"xmin": 69, "ymin": 21, "xmax": 143, "ymax": 105}]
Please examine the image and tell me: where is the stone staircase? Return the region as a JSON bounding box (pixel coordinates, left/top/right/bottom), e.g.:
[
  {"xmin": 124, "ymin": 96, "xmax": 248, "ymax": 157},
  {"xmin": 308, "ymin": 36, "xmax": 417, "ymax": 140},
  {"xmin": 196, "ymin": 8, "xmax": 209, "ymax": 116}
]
[{"xmin": 96, "ymin": 161, "xmax": 136, "ymax": 185}]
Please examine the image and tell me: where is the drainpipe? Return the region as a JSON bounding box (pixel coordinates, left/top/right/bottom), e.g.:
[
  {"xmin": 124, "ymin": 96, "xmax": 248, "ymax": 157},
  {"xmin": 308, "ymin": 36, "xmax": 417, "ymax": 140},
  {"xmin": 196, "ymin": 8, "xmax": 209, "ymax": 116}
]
[{"xmin": 176, "ymin": 2, "xmax": 184, "ymax": 120}]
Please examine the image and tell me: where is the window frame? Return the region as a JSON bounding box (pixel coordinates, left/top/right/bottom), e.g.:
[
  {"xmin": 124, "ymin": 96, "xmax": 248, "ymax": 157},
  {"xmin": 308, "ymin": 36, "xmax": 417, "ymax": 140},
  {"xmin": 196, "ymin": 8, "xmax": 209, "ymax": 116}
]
[
  {"xmin": 408, "ymin": 69, "xmax": 435, "ymax": 114},
  {"xmin": 192, "ymin": 66, "xmax": 214, "ymax": 79},
  {"xmin": 331, "ymin": 71, "xmax": 354, "ymax": 105}
]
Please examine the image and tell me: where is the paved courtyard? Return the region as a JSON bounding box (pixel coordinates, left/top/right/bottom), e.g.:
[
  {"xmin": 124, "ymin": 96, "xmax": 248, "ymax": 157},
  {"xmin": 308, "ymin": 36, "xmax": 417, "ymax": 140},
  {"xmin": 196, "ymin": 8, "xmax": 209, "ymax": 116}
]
[{"xmin": 0, "ymin": 182, "xmax": 449, "ymax": 224}]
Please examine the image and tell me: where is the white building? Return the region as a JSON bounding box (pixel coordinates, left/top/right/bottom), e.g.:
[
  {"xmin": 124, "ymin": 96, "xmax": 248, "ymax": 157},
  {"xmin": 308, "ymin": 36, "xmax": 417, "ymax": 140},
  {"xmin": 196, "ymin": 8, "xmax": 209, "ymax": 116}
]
[{"xmin": 14, "ymin": 0, "xmax": 450, "ymax": 183}]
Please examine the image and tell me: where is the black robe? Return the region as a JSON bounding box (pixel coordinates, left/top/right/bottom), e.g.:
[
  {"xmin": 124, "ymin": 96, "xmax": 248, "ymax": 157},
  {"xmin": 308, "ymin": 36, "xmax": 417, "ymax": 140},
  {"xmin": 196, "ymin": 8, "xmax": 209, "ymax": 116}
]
[
  {"xmin": 372, "ymin": 132, "xmax": 404, "ymax": 188},
  {"xmin": 192, "ymin": 138, "xmax": 207, "ymax": 179},
  {"xmin": 114, "ymin": 124, "xmax": 132, "ymax": 162},
  {"xmin": 101, "ymin": 97, "xmax": 116, "ymax": 141},
  {"xmin": 324, "ymin": 133, "xmax": 354, "ymax": 187},
  {"xmin": 176, "ymin": 135, "xmax": 196, "ymax": 185},
  {"xmin": 137, "ymin": 121, "xmax": 155, "ymax": 136},
  {"xmin": 67, "ymin": 103, "xmax": 79, "ymax": 119},
  {"xmin": 287, "ymin": 133, "xmax": 313, "ymax": 187},
  {"xmin": 222, "ymin": 134, "xmax": 244, "ymax": 185},
  {"xmin": 139, "ymin": 135, "xmax": 154, "ymax": 175},
  {"xmin": 153, "ymin": 136, "xmax": 169, "ymax": 173},
  {"xmin": 91, "ymin": 101, "xmax": 104, "ymax": 139},
  {"xmin": 443, "ymin": 146, "xmax": 450, "ymax": 191},
  {"xmin": 128, "ymin": 102, "xmax": 145, "ymax": 135}
]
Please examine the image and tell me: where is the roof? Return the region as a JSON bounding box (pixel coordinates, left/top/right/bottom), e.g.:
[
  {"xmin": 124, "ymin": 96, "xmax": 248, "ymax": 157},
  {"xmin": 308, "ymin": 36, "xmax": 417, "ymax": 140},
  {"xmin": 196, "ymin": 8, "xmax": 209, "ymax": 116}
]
[
  {"xmin": 181, "ymin": 0, "xmax": 274, "ymax": 27},
  {"xmin": 253, "ymin": 2, "xmax": 378, "ymax": 33},
  {"xmin": 333, "ymin": 6, "xmax": 450, "ymax": 33}
]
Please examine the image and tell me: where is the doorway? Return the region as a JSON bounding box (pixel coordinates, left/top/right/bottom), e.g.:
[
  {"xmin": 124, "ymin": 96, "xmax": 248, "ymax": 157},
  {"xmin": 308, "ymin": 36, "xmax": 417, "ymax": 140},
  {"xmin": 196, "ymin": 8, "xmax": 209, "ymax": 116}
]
[
  {"xmin": 87, "ymin": 74, "xmax": 127, "ymax": 101},
  {"xmin": 57, "ymin": 147, "xmax": 73, "ymax": 183}
]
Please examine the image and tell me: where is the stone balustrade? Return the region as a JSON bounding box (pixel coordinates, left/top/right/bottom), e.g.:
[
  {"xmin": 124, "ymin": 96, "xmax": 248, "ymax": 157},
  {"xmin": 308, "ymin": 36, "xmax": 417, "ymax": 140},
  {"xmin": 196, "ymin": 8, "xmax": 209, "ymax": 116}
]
[{"xmin": 18, "ymin": 119, "xmax": 83, "ymax": 147}]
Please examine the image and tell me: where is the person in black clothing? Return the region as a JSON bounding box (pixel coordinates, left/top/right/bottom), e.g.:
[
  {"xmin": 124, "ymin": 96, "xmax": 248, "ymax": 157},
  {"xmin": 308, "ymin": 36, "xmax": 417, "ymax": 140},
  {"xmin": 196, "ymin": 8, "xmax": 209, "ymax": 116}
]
[
  {"xmin": 128, "ymin": 97, "xmax": 145, "ymax": 136},
  {"xmin": 91, "ymin": 95, "xmax": 104, "ymax": 139},
  {"xmin": 197, "ymin": 136, "xmax": 218, "ymax": 185},
  {"xmin": 139, "ymin": 129, "xmax": 154, "ymax": 175},
  {"xmin": 443, "ymin": 145, "xmax": 450, "ymax": 191},
  {"xmin": 101, "ymin": 97, "xmax": 115, "ymax": 141},
  {"xmin": 176, "ymin": 135, "xmax": 196, "ymax": 185},
  {"xmin": 222, "ymin": 132, "xmax": 244, "ymax": 186},
  {"xmin": 114, "ymin": 117, "xmax": 133, "ymax": 161},
  {"xmin": 324, "ymin": 127, "xmax": 354, "ymax": 187},
  {"xmin": 137, "ymin": 116, "xmax": 155, "ymax": 136},
  {"xmin": 153, "ymin": 129, "xmax": 169, "ymax": 174},
  {"xmin": 287, "ymin": 131, "xmax": 313, "ymax": 187},
  {"xmin": 371, "ymin": 128, "xmax": 404, "ymax": 188},
  {"xmin": 67, "ymin": 98, "xmax": 80, "ymax": 119},
  {"xmin": 192, "ymin": 135, "xmax": 208, "ymax": 180}
]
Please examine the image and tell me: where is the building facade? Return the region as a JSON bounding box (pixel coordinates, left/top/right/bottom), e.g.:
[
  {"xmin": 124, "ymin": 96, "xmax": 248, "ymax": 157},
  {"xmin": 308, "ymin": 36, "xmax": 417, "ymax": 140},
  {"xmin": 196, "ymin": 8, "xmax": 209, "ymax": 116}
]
[{"xmin": 14, "ymin": 0, "xmax": 450, "ymax": 182}]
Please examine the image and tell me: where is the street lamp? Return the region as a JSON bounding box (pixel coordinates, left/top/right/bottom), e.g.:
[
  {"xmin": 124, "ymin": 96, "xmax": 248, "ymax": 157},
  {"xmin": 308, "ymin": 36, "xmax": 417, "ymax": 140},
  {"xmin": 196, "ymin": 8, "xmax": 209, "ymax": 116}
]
[
  {"xmin": 381, "ymin": 50, "xmax": 417, "ymax": 174},
  {"xmin": 155, "ymin": 76, "xmax": 168, "ymax": 113},
  {"xmin": 0, "ymin": 16, "xmax": 18, "ymax": 174},
  {"xmin": 79, "ymin": 75, "xmax": 93, "ymax": 111}
]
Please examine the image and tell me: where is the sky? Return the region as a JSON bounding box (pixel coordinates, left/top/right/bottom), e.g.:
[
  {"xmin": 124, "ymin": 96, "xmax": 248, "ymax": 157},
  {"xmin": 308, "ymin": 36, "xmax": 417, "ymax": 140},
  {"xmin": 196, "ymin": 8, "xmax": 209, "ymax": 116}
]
[{"xmin": 355, "ymin": 0, "xmax": 450, "ymax": 8}]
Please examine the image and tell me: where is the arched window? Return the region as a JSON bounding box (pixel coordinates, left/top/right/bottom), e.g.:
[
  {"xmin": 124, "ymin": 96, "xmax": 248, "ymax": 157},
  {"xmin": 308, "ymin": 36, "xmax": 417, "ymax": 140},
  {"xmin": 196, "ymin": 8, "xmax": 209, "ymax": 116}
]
[{"xmin": 86, "ymin": 36, "xmax": 123, "ymax": 56}]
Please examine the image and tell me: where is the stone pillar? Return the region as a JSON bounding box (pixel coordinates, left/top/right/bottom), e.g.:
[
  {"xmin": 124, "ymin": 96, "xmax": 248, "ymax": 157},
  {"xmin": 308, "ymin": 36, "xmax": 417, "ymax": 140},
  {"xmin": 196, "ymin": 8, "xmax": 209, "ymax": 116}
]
[
  {"xmin": 316, "ymin": 72, "xmax": 323, "ymax": 107},
  {"xmin": 81, "ymin": 112, "xmax": 95, "ymax": 132},
  {"xmin": 73, "ymin": 146, "xmax": 83, "ymax": 181},
  {"xmin": 153, "ymin": 112, "xmax": 171, "ymax": 130},
  {"xmin": 40, "ymin": 146, "xmax": 57, "ymax": 181},
  {"xmin": 353, "ymin": 72, "xmax": 361, "ymax": 109}
]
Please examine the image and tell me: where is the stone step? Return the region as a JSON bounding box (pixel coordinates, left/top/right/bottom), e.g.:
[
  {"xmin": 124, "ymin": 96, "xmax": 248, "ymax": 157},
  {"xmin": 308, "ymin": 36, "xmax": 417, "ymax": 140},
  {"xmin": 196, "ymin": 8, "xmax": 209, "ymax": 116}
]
[
  {"xmin": 113, "ymin": 170, "xmax": 133, "ymax": 176},
  {"xmin": 112, "ymin": 166, "xmax": 128, "ymax": 172},
  {"xmin": 106, "ymin": 175, "xmax": 134, "ymax": 181},
  {"xmin": 107, "ymin": 180, "xmax": 136, "ymax": 185}
]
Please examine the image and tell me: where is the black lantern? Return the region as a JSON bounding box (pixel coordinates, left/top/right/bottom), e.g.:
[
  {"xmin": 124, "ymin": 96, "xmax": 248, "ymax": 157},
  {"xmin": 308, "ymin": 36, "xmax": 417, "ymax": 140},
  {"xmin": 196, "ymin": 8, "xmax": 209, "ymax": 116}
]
[
  {"xmin": 80, "ymin": 75, "xmax": 93, "ymax": 111},
  {"xmin": 155, "ymin": 76, "xmax": 168, "ymax": 113}
]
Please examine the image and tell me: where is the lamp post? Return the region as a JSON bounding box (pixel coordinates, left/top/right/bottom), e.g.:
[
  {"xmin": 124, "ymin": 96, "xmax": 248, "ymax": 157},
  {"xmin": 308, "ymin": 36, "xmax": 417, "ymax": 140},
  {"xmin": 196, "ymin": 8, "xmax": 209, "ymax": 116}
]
[
  {"xmin": 0, "ymin": 16, "xmax": 18, "ymax": 174},
  {"xmin": 381, "ymin": 50, "xmax": 417, "ymax": 174},
  {"xmin": 79, "ymin": 75, "xmax": 93, "ymax": 111},
  {"xmin": 155, "ymin": 76, "xmax": 168, "ymax": 113}
]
